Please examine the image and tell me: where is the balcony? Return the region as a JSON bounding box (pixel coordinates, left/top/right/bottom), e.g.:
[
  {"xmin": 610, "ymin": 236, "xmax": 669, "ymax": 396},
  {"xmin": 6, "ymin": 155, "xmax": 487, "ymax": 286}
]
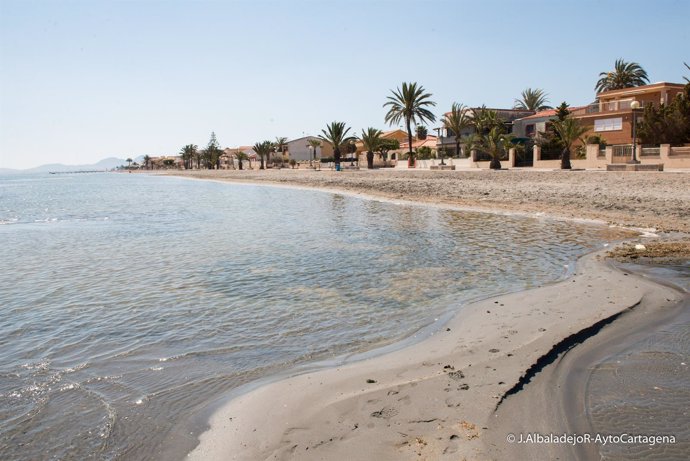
[{"xmin": 582, "ymin": 99, "xmax": 653, "ymax": 115}]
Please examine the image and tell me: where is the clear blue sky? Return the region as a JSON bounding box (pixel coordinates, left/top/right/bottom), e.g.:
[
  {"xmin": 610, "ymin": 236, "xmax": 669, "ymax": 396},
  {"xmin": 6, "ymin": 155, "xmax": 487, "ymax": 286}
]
[{"xmin": 1, "ymin": 0, "xmax": 688, "ymax": 169}]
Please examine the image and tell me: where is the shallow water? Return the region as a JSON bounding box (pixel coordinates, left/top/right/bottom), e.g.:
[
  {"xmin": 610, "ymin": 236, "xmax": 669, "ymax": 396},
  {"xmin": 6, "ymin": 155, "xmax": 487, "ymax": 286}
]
[
  {"xmin": 586, "ymin": 262, "xmax": 690, "ymax": 460},
  {"xmin": 0, "ymin": 173, "xmax": 632, "ymax": 460}
]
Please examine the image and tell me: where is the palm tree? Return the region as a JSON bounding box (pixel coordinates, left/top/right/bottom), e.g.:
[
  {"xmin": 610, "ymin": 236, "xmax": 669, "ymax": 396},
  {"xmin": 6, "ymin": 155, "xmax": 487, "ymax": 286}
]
[
  {"xmin": 275, "ymin": 137, "xmax": 288, "ymax": 160},
  {"xmin": 479, "ymin": 127, "xmax": 513, "ymax": 170},
  {"xmin": 514, "ymin": 88, "xmax": 551, "ymax": 111},
  {"xmin": 359, "ymin": 127, "xmax": 382, "ymax": 169},
  {"xmin": 180, "ymin": 144, "xmax": 197, "ymax": 170},
  {"xmin": 319, "ymin": 121, "xmax": 354, "ymax": 170},
  {"xmin": 471, "ymin": 106, "xmax": 503, "ymax": 135},
  {"xmin": 684, "ymin": 62, "xmax": 689, "ymax": 83},
  {"xmin": 307, "ymin": 138, "xmax": 322, "ymax": 166},
  {"xmin": 442, "ymin": 103, "xmax": 472, "ymax": 160},
  {"xmin": 235, "ymin": 151, "xmax": 248, "ymax": 170},
  {"xmin": 126, "ymin": 158, "xmax": 132, "ymax": 169},
  {"xmin": 460, "ymin": 133, "xmax": 479, "ymax": 159},
  {"xmin": 551, "ymin": 117, "xmax": 588, "ymax": 170},
  {"xmin": 383, "ymin": 82, "xmax": 436, "ymax": 167},
  {"xmin": 595, "ymin": 58, "xmax": 649, "ymax": 93},
  {"xmin": 252, "ymin": 141, "xmax": 273, "ymax": 170},
  {"xmin": 143, "ymin": 155, "xmax": 151, "ymax": 170}
]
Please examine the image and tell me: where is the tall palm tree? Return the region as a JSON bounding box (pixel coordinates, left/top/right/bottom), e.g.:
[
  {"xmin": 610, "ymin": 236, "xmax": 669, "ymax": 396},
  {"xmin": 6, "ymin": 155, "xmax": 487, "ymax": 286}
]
[
  {"xmin": 252, "ymin": 141, "xmax": 273, "ymax": 170},
  {"xmin": 307, "ymin": 138, "xmax": 322, "ymax": 166},
  {"xmin": 442, "ymin": 103, "xmax": 472, "ymax": 159},
  {"xmin": 319, "ymin": 121, "xmax": 354, "ymax": 170},
  {"xmin": 143, "ymin": 155, "xmax": 151, "ymax": 170},
  {"xmin": 514, "ymin": 88, "xmax": 551, "ymax": 111},
  {"xmin": 595, "ymin": 58, "xmax": 649, "ymax": 93},
  {"xmin": 359, "ymin": 127, "xmax": 382, "ymax": 169},
  {"xmin": 126, "ymin": 158, "xmax": 132, "ymax": 169},
  {"xmin": 180, "ymin": 144, "xmax": 200, "ymax": 169},
  {"xmin": 551, "ymin": 117, "xmax": 588, "ymax": 170},
  {"xmin": 383, "ymin": 82, "xmax": 436, "ymax": 166}
]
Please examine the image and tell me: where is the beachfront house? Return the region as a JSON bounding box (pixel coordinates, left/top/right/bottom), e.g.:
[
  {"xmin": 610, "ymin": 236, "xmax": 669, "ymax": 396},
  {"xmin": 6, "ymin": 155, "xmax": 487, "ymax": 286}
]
[
  {"xmin": 286, "ymin": 136, "xmax": 334, "ymax": 162},
  {"xmin": 353, "ymin": 129, "xmax": 408, "ymax": 165},
  {"xmin": 572, "ymin": 82, "xmax": 686, "ymax": 145},
  {"xmin": 220, "ymin": 146, "xmax": 256, "ymax": 169},
  {"xmin": 436, "ymin": 108, "xmax": 535, "ymax": 158}
]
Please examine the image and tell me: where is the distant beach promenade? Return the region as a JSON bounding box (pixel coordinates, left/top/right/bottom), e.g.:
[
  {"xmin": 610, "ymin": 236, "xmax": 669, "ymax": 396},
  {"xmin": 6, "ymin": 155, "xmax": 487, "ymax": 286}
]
[{"xmin": 157, "ymin": 169, "xmax": 689, "ymax": 460}]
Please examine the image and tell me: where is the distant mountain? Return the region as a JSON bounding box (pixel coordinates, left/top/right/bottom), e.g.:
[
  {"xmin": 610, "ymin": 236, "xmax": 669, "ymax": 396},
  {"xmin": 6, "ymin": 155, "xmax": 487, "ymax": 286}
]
[{"xmin": 0, "ymin": 157, "xmax": 130, "ymax": 174}]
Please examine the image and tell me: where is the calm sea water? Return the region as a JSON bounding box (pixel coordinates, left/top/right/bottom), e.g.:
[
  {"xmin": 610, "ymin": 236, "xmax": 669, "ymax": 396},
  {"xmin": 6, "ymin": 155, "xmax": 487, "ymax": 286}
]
[
  {"xmin": 0, "ymin": 173, "xmax": 632, "ymax": 460},
  {"xmin": 587, "ymin": 262, "xmax": 690, "ymax": 460}
]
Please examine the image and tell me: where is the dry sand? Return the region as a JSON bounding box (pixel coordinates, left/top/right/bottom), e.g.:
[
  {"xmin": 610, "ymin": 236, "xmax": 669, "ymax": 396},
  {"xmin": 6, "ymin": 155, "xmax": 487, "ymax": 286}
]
[
  {"xmin": 157, "ymin": 169, "xmax": 689, "ymax": 460},
  {"xmin": 160, "ymin": 169, "xmax": 690, "ymax": 233}
]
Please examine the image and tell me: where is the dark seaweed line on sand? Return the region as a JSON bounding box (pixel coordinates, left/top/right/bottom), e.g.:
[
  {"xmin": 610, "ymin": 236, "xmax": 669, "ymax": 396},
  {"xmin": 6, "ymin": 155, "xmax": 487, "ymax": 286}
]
[{"xmin": 494, "ymin": 299, "xmax": 642, "ymax": 411}]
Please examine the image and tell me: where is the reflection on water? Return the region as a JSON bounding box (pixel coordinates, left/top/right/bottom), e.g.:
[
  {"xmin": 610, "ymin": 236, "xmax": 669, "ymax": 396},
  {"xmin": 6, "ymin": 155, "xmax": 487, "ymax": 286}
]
[{"xmin": 0, "ymin": 173, "xmax": 633, "ymax": 460}]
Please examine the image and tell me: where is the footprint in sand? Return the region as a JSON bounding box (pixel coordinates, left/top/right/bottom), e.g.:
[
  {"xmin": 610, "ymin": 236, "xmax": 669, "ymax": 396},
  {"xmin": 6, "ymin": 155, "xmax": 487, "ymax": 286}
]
[{"xmin": 371, "ymin": 407, "xmax": 398, "ymax": 419}]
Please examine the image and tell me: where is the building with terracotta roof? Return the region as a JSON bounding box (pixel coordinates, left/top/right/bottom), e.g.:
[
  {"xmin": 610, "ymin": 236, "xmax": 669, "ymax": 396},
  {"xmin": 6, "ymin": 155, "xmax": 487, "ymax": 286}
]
[{"xmin": 572, "ymin": 82, "xmax": 685, "ymax": 146}]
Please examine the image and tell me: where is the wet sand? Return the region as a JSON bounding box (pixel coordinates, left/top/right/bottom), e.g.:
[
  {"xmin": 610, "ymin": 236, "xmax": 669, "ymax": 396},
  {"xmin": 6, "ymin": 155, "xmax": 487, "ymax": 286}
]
[
  {"xmin": 487, "ymin": 262, "xmax": 688, "ymax": 460},
  {"xmin": 187, "ymin": 252, "xmax": 685, "ymax": 460}
]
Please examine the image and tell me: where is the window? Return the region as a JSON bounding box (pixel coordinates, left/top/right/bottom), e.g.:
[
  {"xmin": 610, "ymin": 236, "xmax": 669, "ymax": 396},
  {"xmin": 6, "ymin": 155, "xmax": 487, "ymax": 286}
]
[
  {"xmin": 525, "ymin": 124, "xmax": 535, "ymax": 136},
  {"xmin": 594, "ymin": 117, "xmax": 622, "ymax": 132}
]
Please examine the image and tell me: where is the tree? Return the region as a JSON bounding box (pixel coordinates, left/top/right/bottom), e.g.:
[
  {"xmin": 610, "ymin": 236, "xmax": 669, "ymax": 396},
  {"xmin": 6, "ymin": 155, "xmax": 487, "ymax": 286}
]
[
  {"xmin": 359, "ymin": 127, "xmax": 382, "ymax": 169},
  {"xmin": 416, "ymin": 125, "xmax": 428, "ymax": 140},
  {"xmin": 471, "ymin": 106, "xmax": 503, "ymax": 135},
  {"xmin": 442, "ymin": 103, "xmax": 472, "ymax": 159},
  {"xmin": 275, "ymin": 137, "xmax": 288, "ymax": 156},
  {"xmin": 479, "ymin": 127, "xmax": 513, "ymax": 170},
  {"xmin": 235, "ymin": 151, "xmax": 248, "ymax": 170},
  {"xmin": 460, "ymin": 133, "xmax": 479, "ymax": 159},
  {"xmin": 202, "ymin": 132, "xmax": 222, "ymax": 169},
  {"xmin": 514, "ymin": 88, "xmax": 551, "ymax": 111},
  {"xmin": 378, "ymin": 138, "xmax": 399, "ymax": 162},
  {"xmin": 595, "ymin": 58, "xmax": 649, "ymax": 93},
  {"xmin": 252, "ymin": 141, "xmax": 273, "ymax": 169},
  {"xmin": 126, "ymin": 158, "xmax": 132, "ymax": 169},
  {"xmin": 684, "ymin": 62, "xmax": 690, "ymax": 84},
  {"xmin": 179, "ymin": 144, "xmax": 198, "ymax": 169},
  {"xmin": 551, "ymin": 116, "xmax": 588, "ymax": 170},
  {"xmin": 143, "ymin": 155, "xmax": 151, "ymax": 170},
  {"xmin": 637, "ymin": 83, "xmax": 690, "ymax": 145},
  {"xmin": 307, "ymin": 138, "xmax": 322, "ymax": 166},
  {"xmin": 319, "ymin": 121, "xmax": 354, "ymax": 170},
  {"xmin": 383, "ymin": 82, "xmax": 436, "ymax": 167}
]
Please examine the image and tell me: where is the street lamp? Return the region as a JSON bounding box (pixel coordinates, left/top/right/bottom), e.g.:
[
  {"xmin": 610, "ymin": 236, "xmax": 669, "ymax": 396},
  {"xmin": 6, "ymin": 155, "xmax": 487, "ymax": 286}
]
[
  {"xmin": 308, "ymin": 144, "xmax": 314, "ymax": 168},
  {"xmin": 434, "ymin": 127, "xmax": 445, "ymax": 165},
  {"xmin": 629, "ymin": 100, "xmax": 641, "ymax": 164}
]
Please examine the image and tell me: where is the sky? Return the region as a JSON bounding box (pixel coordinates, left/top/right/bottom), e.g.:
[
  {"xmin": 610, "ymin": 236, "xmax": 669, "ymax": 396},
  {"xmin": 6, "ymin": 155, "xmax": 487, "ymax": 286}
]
[{"xmin": 1, "ymin": 0, "xmax": 688, "ymax": 169}]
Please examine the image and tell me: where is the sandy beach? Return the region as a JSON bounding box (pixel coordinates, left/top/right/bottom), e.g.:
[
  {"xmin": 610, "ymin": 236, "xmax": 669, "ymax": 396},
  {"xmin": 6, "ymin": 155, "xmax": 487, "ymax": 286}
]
[
  {"xmin": 160, "ymin": 169, "xmax": 690, "ymax": 233},
  {"xmin": 157, "ymin": 169, "xmax": 690, "ymax": 460}
]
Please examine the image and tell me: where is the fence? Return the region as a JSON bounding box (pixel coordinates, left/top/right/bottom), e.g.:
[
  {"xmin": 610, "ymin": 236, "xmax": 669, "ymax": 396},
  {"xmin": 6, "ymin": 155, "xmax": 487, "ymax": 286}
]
[
  {"xmin": 670, "ymin": 146, "xmax": 690, "ymax": 157},
  {"xmin": 611, "ymin": 145, "xmax": 633, "ymax": 163},
  {"xmin": 540, "ymin": 147, "xmax": 561, "ymax": 161},
  {"xmin": 640, "ymin": 146, "xmax": 660, "ymax": 157}
]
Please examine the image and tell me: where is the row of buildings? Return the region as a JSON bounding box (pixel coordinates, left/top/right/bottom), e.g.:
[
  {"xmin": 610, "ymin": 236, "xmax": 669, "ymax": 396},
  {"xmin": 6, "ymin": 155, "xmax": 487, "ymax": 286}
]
[{"xmin": 144, "ymin": 81, "xmax": 688, "ymax": 170}]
